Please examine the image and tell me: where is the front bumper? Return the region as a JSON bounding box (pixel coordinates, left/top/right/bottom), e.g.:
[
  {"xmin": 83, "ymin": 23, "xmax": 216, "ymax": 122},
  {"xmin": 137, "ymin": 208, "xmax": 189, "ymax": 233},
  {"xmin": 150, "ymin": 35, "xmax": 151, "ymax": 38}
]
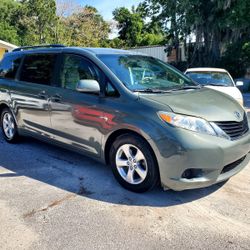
[{"xmin": 150, "ymin": 128, "xmax": 250, "ymax": 191}]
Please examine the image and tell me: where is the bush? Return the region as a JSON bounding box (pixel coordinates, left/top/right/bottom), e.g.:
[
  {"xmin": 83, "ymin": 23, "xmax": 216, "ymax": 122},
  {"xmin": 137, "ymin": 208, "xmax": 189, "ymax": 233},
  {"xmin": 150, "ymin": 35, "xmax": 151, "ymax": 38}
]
[{"xmin": 220, "ymin": 41, "xmax": 250, "ymax": 78}]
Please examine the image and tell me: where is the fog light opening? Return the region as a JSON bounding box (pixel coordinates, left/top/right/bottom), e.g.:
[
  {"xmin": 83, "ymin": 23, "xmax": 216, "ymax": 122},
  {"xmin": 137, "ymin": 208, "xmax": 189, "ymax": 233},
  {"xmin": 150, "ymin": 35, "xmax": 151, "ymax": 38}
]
[{"xmin": 181, "ymin": 169, "xmax": 203, "ymax": 179}]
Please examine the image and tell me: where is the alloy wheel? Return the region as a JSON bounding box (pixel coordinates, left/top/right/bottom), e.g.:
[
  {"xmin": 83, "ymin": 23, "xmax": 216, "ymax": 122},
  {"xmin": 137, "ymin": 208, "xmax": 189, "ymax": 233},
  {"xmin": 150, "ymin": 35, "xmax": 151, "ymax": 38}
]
[
  {"xmin": 2, "ymin": 112, "xmax": 15, "ymax": 139},
  {"xmin": 115, "ymin": 144, "xmax": 148, "ymax": 185}
]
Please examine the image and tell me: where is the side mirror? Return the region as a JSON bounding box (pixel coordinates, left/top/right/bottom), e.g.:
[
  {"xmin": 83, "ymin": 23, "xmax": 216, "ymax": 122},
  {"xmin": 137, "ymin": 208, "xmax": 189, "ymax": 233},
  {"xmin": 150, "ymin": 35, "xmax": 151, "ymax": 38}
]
[
  {"xmin": 76, "ymin": 80, "xmax": 100, "ymax": 94},
  {"xmin": 236, "ymin": 81, "xmax": 244, "ymax": 87}
]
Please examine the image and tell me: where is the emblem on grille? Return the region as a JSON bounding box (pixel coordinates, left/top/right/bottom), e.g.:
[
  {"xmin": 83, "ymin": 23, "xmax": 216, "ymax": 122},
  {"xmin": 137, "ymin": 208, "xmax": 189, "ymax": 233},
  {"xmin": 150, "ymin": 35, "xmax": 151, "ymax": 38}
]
[{"xmin": 234, "ymin": 111, "xmax": 241, "ymax": 120}]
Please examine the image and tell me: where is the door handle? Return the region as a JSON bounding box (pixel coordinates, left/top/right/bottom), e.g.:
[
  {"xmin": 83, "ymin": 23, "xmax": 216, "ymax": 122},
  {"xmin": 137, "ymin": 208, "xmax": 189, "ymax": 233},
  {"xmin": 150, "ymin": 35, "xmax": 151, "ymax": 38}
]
[
  {"xmin": 38, "ymin": 91, "xmax": 48, "ymax": 99},
  {"xmin": 51, "ymin": 94, "xmax": 62, "ymax": 103}
]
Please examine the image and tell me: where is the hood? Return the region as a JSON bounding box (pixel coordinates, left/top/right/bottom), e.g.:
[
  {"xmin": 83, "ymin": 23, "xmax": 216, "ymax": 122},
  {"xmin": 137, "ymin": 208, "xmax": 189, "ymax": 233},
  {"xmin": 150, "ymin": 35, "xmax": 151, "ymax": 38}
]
[
  {"xmin": 141, "ymin": 88, "xmax": 245, "ymax": 122},
  {"xmin": 205, "ymin": 86, "xmax": 243, "ymax": 100}
]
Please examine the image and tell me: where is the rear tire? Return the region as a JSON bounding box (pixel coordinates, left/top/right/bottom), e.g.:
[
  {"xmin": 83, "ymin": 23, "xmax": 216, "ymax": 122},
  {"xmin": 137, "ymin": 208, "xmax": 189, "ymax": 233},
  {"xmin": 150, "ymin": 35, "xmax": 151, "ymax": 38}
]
[
  {"xmin": 1, "ymin": 108, "xmax": 20, "ymax": 143},
  {"xmin": 109, "ymin": 133, "xmax": 159, "ymax": 193}
]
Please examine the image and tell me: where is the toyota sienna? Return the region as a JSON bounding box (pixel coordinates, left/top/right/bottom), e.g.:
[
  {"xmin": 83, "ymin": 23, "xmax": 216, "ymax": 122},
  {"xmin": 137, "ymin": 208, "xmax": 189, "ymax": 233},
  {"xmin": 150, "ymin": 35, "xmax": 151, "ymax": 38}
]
[{"xmin": 0, "ymin": 45, "xmax": 249, "ymax": 192}]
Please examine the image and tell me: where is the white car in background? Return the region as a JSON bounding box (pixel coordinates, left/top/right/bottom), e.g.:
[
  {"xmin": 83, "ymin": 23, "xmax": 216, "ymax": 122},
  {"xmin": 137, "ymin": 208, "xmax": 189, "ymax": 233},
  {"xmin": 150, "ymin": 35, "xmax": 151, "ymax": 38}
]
[{"xmin": 185, "ymin": 68, "xmax": 244, "ymax": 106}]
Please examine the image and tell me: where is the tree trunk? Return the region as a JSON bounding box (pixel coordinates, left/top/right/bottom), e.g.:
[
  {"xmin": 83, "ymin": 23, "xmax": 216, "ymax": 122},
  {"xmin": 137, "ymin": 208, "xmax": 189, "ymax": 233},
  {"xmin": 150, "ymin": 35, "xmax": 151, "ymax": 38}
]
[{"xmin": 210, "ymin": 29, "xmax": 221, "ymax": 65}]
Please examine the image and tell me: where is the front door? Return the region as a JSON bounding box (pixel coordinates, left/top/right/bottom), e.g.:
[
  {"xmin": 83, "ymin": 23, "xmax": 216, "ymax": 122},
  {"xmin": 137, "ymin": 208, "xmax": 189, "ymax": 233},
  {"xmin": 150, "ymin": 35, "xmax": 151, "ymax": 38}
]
[{"xmin": 49, "ymin": 54, "xmax": 106, "ymax": 157}]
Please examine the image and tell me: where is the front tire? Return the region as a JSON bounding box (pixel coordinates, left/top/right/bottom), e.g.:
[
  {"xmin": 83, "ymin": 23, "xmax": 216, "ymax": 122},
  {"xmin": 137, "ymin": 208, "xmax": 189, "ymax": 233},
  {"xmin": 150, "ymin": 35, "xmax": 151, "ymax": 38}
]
[
  {"xmin": 1, "ymin": 108, "xmax": 20, "ymax": 143},
  {"xmin": 109, "ymin": 133, "xmax": 159, "ymax": 193}
]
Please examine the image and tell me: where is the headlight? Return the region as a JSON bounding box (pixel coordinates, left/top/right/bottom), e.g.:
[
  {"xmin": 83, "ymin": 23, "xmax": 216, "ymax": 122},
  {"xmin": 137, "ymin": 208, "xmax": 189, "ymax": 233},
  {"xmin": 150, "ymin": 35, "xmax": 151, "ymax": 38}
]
[{"xmin": 158, "ymin": 111, "xmax": 230, "ymax": 139}]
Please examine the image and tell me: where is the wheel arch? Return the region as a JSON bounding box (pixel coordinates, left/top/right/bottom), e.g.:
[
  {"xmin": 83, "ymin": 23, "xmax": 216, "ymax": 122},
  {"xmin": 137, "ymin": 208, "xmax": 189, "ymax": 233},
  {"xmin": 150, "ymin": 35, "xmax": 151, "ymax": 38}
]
[
  {"xmin": 0, "ymin": 102, "xmax": 10, "ymax": 114},
  {"xmin": 104, "ymin": 129, "xmax": 159, "ymax": 169},
  {"xmin": 0, "ymin": 102, "xmax": 18, "ymax": 128}
]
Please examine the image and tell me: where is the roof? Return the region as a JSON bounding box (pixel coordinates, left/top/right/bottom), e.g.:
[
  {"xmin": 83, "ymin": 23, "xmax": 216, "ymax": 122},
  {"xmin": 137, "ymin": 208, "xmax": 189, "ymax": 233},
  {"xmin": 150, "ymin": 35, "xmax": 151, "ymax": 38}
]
[
  {"xmin": 11, "ymin": 45, "xmax": 144, "ymax": 56},
  {"xmin": 185, "ymin": 67, "xmax": 228, "ymax": 73},
  {"xmin": 0, "ymin": 40, "xmax": 18, "ymax": 50},
  {"xmin": 82, "ymin": 47, "xmax": 134, "ymax": 55}
]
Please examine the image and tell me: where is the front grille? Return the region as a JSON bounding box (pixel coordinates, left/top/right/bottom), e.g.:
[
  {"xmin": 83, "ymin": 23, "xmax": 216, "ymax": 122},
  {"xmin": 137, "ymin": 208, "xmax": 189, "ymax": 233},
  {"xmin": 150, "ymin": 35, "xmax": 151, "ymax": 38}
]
[
  {"xmin": 221, "ymin": 156, "xmax": 246, "ymax": 174},
  {"xmin": 214, "ymin": 113, "xmax": 249, "ymax": 140}
]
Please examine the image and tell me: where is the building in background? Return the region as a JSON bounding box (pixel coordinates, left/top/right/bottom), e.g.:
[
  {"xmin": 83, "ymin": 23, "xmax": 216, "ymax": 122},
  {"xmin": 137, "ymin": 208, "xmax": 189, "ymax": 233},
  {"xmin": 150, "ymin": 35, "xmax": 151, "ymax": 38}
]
[
  {"xmin": 0, "ymin": 40, "xmax": 18, "ymax": 60},
  {"xmin": 129, "ymin": 45, "xmax": 167, "ymax": 62},
  {"xmin": 129, "ymin": 44, "xmax": 186, "ymax": 63}
]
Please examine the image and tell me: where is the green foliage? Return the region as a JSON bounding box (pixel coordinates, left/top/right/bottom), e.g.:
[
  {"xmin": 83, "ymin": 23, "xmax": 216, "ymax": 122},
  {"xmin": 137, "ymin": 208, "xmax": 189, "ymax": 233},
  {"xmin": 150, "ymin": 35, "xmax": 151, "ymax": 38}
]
[
  {"xmin": 105, "ymin": 38, "xmax": 126, "ymax": 49},
  {"xmin": 112, "ymin": 6, "xmax": 164, "ymax": 48},
  {"xmin": 0, "ymin": 0, "xmax": 249, "ymax": 79},
  {"xmin": 243, "ymin": 43, "xmax": 250, "ymax": 58},
  {"xmin": 143, "ymin": 0, "xmax": 250, "ymax": 75},
  {"xmin": 0, "ymin": 0, "xmax": 20, "ymax": 44},
  {"xmin": 220, "ymin": 41, "xmax": 250, "ymax": 78},
  {"xmin": 140, "ymin": 33, "xmax": 164, "ymax": 46},
  {"xmin": 58, "ymin": 6, "xmax": 110, "ymax": 47},
  {"xmin": 0, "ymin": 21, "xmax": 19, "ymax": 45},
  {"xmin": 113, "ymin": 7, "xmax": 143, "ymax": 47},
  {"xmin": 17, "ymin": 0, "xmax": 58, "ymax": 45},
  {"xmin": 0, "ymin": 0, "xmax": 109, "ymax": 47}
]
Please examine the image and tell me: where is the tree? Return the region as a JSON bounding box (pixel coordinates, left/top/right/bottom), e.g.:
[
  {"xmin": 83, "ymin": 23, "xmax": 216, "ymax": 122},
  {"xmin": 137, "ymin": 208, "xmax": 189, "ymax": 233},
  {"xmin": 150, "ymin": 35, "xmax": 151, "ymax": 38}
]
[
  {"xmin": 17, "ymin": 0, "xmax": 58, "ymax": 45},
  {"xmin": 112, "ymin": 6, "xmax": 164, "ymax": 48},
  {"xmin": 0, "ymin": 0, "xmax": 20, "ymax": 44},
  {"xmin": 58, "ymin": 6, "xmax": 110, "ymax": 47},
  {"xmin": 141, "ymin": 0, "xmax": 187, "ymax": 61},
  {"xmin": 183, "ymin": 0, "xmax": 250, "ymax": 66},
  {"xmin": 143, "ymin": 0, "xmax": 250, "ymax": 68},
  {"xmin": 113, "ymin": 7, "xmax": 143, "ymax": 47},
  {"xmin": 107, "ymin": 38, "xmax": 126, "ymax": 49},
  {"xmin": 220, "ymin": 40, "xmax": 250, "ymax": 78}
]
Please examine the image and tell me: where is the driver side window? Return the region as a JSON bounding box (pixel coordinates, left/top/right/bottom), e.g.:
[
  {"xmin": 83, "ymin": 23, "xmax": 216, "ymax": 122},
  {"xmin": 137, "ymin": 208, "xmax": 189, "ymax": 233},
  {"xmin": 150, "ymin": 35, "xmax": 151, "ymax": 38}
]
[{"xmin": 60, "ymin": 54, "xmax": 99, "ymax": 91}]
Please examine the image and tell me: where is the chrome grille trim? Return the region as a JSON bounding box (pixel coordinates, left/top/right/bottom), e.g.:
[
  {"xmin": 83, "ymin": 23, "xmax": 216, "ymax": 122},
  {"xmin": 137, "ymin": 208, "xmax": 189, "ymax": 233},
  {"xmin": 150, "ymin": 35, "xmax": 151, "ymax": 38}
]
[{"xmin": 214, "ymin": 113, "xmax": 249, "ymax": 140}]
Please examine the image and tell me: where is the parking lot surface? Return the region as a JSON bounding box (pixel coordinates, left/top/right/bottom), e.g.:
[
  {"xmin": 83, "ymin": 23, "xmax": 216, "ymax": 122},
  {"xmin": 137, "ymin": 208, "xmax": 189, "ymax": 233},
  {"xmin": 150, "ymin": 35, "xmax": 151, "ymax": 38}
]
[{"xmin": 0, "ymin": 95, "xmax": 250, "ymax": 250}]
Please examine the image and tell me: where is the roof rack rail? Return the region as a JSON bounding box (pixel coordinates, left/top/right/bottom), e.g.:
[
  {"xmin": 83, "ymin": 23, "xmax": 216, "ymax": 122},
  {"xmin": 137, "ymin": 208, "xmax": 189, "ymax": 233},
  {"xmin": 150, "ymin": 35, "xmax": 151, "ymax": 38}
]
[{"xmin": 12, "ymin": 44, "xmax": 65, "ymax": 52}]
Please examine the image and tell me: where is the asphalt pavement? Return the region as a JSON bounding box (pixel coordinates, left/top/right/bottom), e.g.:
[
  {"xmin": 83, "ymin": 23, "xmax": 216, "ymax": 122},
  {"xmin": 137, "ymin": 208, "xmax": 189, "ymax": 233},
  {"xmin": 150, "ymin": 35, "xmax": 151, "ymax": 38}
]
[{"xmin": 0, "ymin": 95, "xmax": 250, "ymax": 250}]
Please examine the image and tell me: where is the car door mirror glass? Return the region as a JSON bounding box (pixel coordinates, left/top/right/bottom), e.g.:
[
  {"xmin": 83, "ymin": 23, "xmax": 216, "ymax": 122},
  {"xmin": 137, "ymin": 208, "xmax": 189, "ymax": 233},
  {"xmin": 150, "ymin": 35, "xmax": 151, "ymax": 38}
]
[{"xmin": 76, "ymin": 79, "xmax": 100, "ymax": 93}]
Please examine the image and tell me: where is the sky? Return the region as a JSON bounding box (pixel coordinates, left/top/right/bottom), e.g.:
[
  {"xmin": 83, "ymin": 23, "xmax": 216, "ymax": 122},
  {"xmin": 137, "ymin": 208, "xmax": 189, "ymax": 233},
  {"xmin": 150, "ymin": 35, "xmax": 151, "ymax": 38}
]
[{"xmin": 77, "ymin": 0, "xmax": 142, "ymax": 20}]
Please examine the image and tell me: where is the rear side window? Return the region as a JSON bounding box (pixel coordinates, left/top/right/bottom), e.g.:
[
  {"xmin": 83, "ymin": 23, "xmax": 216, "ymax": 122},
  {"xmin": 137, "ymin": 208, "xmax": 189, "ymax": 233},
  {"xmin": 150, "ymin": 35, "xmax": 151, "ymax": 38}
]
[
  {"xmin": 0, "ymin": 54, "xmax": 22, "ymax": 80},
  {"xmin": 20, "ymin": 54, "xmax": 57, "ymax": 85}
]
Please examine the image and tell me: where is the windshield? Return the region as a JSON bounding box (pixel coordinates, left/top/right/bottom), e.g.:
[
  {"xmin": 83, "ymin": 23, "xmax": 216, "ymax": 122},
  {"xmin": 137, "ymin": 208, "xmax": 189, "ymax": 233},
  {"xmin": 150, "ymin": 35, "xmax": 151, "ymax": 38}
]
[
  {"xmin": 98, "ymin": 54, "xmax": 196, "ymax": 91},
  {"xmin": 186, "ymin": 71, "xmax": 234, "ymax": 87}
]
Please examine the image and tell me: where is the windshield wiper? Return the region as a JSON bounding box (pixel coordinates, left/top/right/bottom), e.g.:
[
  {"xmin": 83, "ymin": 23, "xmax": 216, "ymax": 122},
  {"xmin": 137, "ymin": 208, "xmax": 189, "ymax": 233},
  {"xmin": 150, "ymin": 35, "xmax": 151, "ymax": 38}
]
[
  {"xmin": 206, "ymin": 83, "xmax": 227, "ymax": 87},
  {"xmin": 133, "ymin": 88, "xmax": 171, "ymax": 93},
  {"xmin": 170, "ymin": 85, "xmax": 202, "ymax": 91}
]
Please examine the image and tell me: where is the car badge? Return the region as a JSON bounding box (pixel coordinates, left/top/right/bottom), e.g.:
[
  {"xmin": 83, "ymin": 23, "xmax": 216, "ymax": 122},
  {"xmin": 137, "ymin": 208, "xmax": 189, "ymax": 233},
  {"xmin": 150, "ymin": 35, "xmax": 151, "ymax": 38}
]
[{"xmin": 234, "ymin": 111, "xmax": 241, "ymax": 120}]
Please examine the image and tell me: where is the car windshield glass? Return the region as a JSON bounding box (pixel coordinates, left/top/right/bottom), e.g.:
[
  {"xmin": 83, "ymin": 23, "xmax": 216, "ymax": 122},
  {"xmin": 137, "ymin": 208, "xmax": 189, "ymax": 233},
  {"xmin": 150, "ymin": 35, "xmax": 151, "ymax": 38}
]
[
  {"xmin": 186, "ymin": 71, "xmax": 234, "ymax": 86},
  {"xmin": 98, "ymin": 54, "xmax": 196, "ymax": 91}
]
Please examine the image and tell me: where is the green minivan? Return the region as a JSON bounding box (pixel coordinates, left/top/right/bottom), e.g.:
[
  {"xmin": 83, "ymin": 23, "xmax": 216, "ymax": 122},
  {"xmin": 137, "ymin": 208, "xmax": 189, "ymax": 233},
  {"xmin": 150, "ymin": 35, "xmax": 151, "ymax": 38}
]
[{"xmin": 0, "ymin": 45, "xmax": 249, "ymax": 192}]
